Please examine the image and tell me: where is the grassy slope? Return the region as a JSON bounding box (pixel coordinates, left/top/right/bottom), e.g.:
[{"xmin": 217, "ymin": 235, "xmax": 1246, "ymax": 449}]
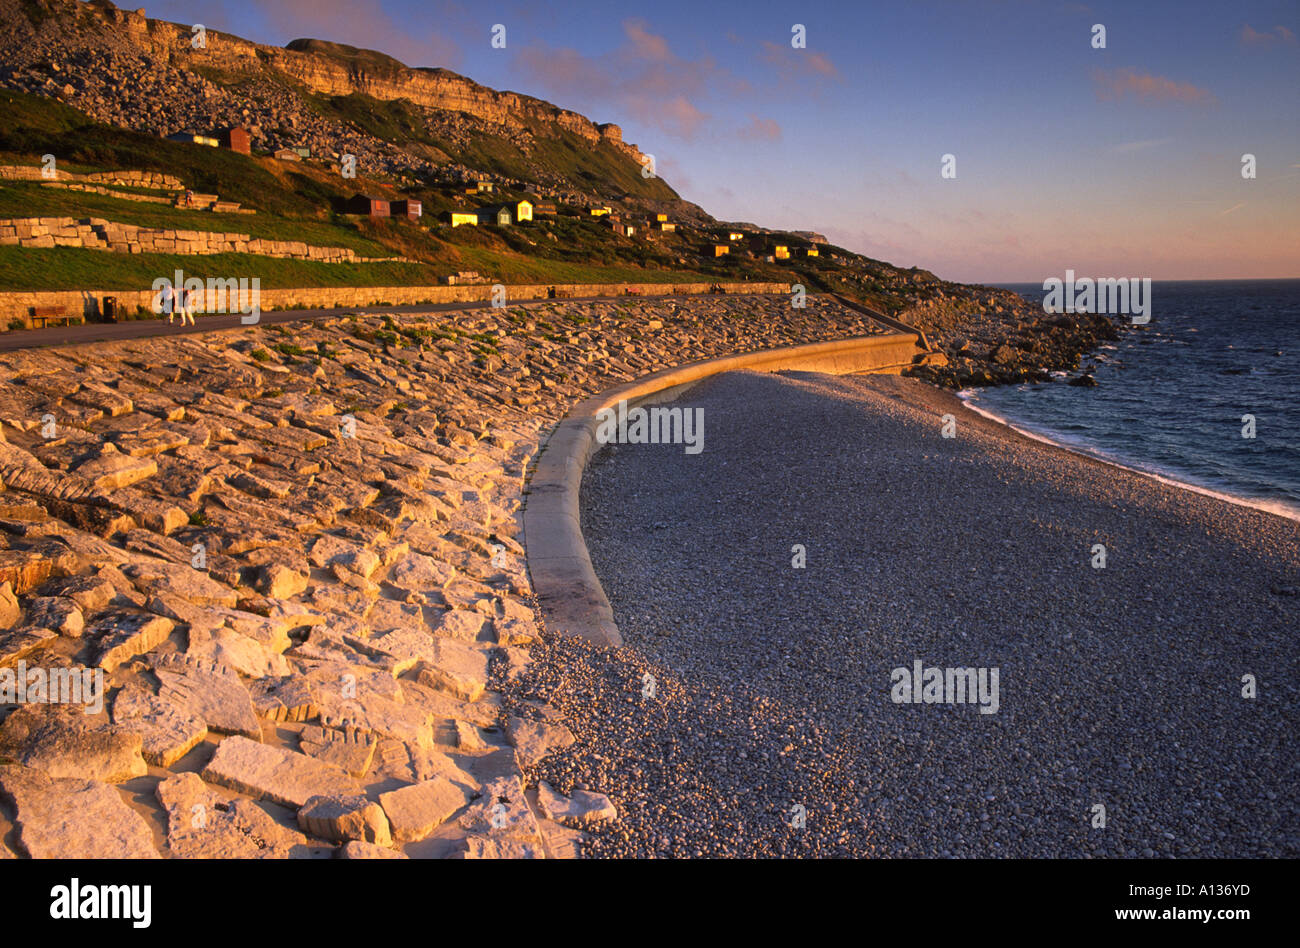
[
  {"xmin": 0, "ymin": 89, "xmax": 718, "ymax": 288},
  {"xmin": 0, "ymin": 93, "xmax": 341, "ymax": 218},
  {"xmin": 0, "ymin": 90, "xmax": 919, "ymax": 309},
  {"xmin": 304, "ymin": 94, "xmax": 680, "ymax": 203}
]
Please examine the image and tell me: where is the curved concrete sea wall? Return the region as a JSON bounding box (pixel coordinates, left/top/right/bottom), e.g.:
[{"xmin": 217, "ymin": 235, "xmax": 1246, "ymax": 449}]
[{"xmin": 524, "ymin": 330, "xmax": 924, "ymax": 647}]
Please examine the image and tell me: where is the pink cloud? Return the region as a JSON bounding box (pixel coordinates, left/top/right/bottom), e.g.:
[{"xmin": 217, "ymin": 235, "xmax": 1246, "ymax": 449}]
[
  {"xmin": 1240, "ymin": 24, "xmax": 1298, "ymax": 46},
  {"xmin": 807, "ymin": 52, "xmax": 838, "ymax": 77},
  {"xmin": 736, "ymin": 115, "xmax": 782, "ymax": 142},
  {"xmin": 668, "ymin": 98, "xmax": 710, "ymax": 139},
  {"xmin": 513, "ymin": 19, "xmax": 742, "ymax": 140},
  {"xmin": 759, "ymin": 41, "xmax": 840, "ymax": 81},
  {"xmin": 624, "ymin": 19, "xmax": 671, "ymax": 61},
  {"xmin": 514, "ymin": 45, "xmax": 608, "ymax": 95},
  {"xmin": 629, "ymin": 95, "xmax": 709, "ymax": 139},
  {"xmin": 1091, "ymin": 67, "xmax": 1214, "ymax": 104}
]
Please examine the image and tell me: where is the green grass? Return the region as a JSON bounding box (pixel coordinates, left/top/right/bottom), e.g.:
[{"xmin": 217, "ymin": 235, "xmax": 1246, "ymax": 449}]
[
  {"xmin": 0, "ymin": 246, "xmax": 444, "ymax": 290},
  {"xmin": 0, "ymin": 246, "xmax": 720, "ymax": 292}
]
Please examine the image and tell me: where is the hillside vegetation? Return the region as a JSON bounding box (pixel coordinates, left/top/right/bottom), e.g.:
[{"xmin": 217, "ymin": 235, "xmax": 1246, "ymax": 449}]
[{"xmin": 0, "ymin": 0, "xmax": 1029, "ymax": 325}]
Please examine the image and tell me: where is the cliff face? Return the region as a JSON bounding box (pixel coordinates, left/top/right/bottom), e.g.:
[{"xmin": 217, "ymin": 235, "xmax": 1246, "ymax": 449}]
[
  {"xmin": 275, "ymin": 40, "xmax": 635, "ymax": 155},
  {"xmin": 18, "ymin": 0, "xmax": 642, "ymax": 162}
]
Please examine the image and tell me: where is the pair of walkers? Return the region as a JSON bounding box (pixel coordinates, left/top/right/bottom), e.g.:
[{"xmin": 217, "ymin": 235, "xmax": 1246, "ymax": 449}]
[{"xmin": 158, "ymin": 284, "xmax": 196, "ymax": 326}]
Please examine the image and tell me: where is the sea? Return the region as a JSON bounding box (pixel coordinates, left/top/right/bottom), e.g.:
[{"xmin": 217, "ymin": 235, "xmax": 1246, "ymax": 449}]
[{"xmin": 960, "ymin": 279, "xmax": 1300, "ymax": 521}]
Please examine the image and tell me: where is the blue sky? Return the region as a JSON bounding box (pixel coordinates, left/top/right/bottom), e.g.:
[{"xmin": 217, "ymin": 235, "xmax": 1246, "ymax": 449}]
[{"xmin": 143, "ymin": 0, "xmax": 1299, "ymax": 282}]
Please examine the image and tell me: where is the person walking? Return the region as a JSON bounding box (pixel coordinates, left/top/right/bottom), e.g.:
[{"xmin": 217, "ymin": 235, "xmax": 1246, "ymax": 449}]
[
  {"xmin": 182, "ymin": 284, "xmax": 196, "ymax": 326},
  {"xmin": 160, "ymin": 282, "xmax": 174, "ymax": 324}
]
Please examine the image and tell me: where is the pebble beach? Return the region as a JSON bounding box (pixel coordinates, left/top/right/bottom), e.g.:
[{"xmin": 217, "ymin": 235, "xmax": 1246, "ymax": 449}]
[{"xmin": 519, "ymin": 370, "xmax": 1299, "ymax": 858}]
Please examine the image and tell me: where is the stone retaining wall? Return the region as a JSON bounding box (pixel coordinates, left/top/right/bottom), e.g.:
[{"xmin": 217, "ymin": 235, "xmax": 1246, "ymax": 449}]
[
  {"xmin": 0, "ymin": 165, "xmax": 182, "ymax": 190},
  {"xmin": 0, "ymin": 282, "xmax": 790, "ymax": 326},
  {"xmin": 0, "ymin": 217, "xmax": 401, "ymax": 264}
]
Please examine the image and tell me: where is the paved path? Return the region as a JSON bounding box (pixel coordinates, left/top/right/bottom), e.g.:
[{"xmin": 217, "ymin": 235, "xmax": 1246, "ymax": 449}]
[{"xmin": 0, "ymin": 293, "xmax": 738, "ymax": 353}]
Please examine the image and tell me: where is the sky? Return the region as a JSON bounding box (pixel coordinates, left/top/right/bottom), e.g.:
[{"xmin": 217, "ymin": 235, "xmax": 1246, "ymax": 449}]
[{"xmin": 141, "ymin": 0, "xmax": 1299, "ymax": 284}]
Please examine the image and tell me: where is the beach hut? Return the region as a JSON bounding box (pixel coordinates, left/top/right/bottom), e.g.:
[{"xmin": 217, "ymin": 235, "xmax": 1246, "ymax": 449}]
[
  {"xmin": 533, "ymin": 202, "xmax": 558, "ymax": 217},
  {"xmin": 273, "ymin": 148, "xmax": 301, "ymax": 162},
  {"xmin": 345, "ymin": 194, "xmax": 390, "ymax": 218},
  {"xmin": 590, "ymin": 206, "xmax": 611, "ymax": 217},
  {"xmin": 391, "ymin": 199, "xmax": 423, "ymax": 220},
  {"xmin": 448, "ymin": 211, "xmax": 478, "ymax": 228},
  {"xmin": 774, "ymin": 245, "xmax": 790, "ymax": 260},
  {"xmin": 477, "ymin": 205, "xmax": 513, "ymax": 226},
  {"xmin": 222, "ymin": 127, "xmax": 251, "ymax": 155}
]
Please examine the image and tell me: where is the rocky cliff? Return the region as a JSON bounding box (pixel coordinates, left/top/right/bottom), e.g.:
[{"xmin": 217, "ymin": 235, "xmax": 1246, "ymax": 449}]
[
  {"xmin": 0, "ymin": 0, "xmax": 663, "ymax": 202},
  {"xmin": 275, "ymin": 38, "xmax": 638, "ymax": 157}
]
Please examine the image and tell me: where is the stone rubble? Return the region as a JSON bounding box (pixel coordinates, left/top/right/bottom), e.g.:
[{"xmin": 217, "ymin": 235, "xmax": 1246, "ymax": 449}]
[
  {"xmin": 297, "ymin": 793, "xmax": 392, "ymax": 846},
  {"xmin": 0, "ymin": 294, "xmax": 884, "ymax": 857},
  {"xmin": 536, "ymin": 780, "xmax": 618, "ymax": 825},
  {"xmin": 0, "ymin": 764, "xmax": 159, "ymax": 858}
]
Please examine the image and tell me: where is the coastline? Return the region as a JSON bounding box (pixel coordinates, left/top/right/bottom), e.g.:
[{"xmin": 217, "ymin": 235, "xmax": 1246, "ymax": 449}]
[
  {"xmin": 953, "ymin": 279, "xmax": 1300, "ymax": 525},
  {"xmin": 519, "ymin": 368, "xmax": 1299, "ymax": 857},
  {"xmin": 957, "ymin": 389, "xmax": 1300, "ymax": 524}
]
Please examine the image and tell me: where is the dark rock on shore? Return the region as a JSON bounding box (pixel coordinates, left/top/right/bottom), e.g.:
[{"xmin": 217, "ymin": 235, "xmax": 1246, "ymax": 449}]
[{"xmin": 904, "ymin": 305, "xmax": 1122, "ymax": 390}]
